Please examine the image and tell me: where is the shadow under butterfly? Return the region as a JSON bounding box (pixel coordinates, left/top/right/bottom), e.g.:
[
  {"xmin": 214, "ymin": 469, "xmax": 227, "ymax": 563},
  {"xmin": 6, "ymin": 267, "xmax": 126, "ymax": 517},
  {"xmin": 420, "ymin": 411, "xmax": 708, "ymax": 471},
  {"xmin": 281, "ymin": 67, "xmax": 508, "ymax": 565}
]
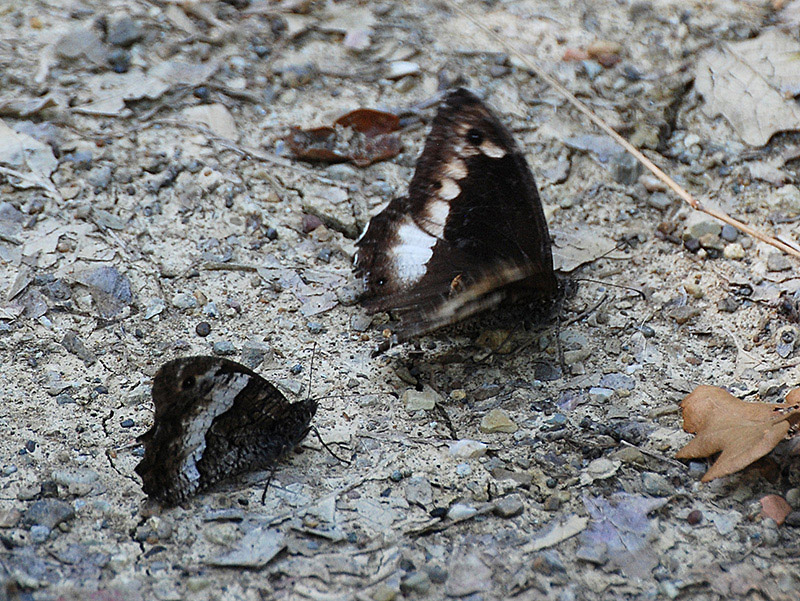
[
  {"xmin": 135, "ymin": 356, "xmax": 318, "ymax": 507},
  {"xmin": 355, "ymin": 88, "xmax": 570, "ymax": 341}
]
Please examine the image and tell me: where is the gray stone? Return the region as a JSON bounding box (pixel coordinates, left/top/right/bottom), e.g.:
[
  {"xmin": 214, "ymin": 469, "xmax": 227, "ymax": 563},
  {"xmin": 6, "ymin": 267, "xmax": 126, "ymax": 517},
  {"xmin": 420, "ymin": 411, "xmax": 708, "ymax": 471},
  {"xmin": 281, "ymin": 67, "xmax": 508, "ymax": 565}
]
[
  {"xmin": 60, "ymin": 331, "xmax": 96, "ymax": 365},
  {"xmin": 107, "ymin": 15, "xmax": 144, "ymax": 47},
  {"xmin": 23, "ymin": 499, "xmax": 75, "ymax": 529},
  {"xmin": 599, "ymin": 373, "xmax": 636, "ymax": 391},
  {"xmin": 647, "ymin": 192, "xmax": 672, "ymax": 210},
  {"xmin": 720, "ymin": 224, "xmax": 738, "ymax": 241},
  {"xmin": 403, "ymin": 386, "xmax": 440, "ymax": 411},
  {"xmin": 350, "ymin": 313, "xmax": 372, "ymax": 332},
  {"xmin": 575, "ymin": 542, "xmax": 608, "ymax": 565},
  {"xmin": 445, "ymin": 552, "xmax": 491, "ymax": 596},
  {"xmin": 767, "ymin": 252, "xmax": 792, "ymax": 272},
  {"xmin": 785, "ymin": 487, "xmax": 800, "ymax": 508},
  {"xmin": 86, "ymin": 165, "xmax": 112, "ymax": 189},
  {"xmin": 405, "ymin": 477, "xmax": 433, "ymax": 507},
  {"xmin": 51, "ymin": 468, "xmax": 99, "ymax": 488},
  {"xmin": 589, "ymin": 387, "xmax": 614, "ymax": 402},
  {"xmin": 612, "ymin": 153, "xmax": 643, "ymax": 186},
  {"xmin": 241, "ymin": 341, "xmax": 273, "ymax": 369},
  {"xmin": 212, "ymin": 341, "xmax": 236, "ymax": 356},
  {"xmin": 30, "ymin": 525, "xmax": 51, "ymax": 543},
  {"xmin": 144, "ymin": 298, "xmax": 166, "ymax": 319},
  {"xmin": 400, "ymin": 572, "xmax": 431, "ymax": 595},
  {"xmin": 684, "ymin": 220, "xmax": 721, "ymax": 240},
  {"xmin": 426, "ymin": 565, "xmax": 448, "ymax": 584},
  {"xmin": 447, "ymin": 503, "xmax": 477, "ymax": 520},
  {"xmin": 208, "ymin": 527, "xmax": 285, "ymax": 567},
  {"xmin": 642, "ymin": 472, "xmax": 673, "ymax": 496},
  {"xmin": 493, "ymin": 494, "xmax": 524, "ymax": 518},
  {"xmin": 172, "ymin": 292, "xmax": 197, "ymax": 309}
]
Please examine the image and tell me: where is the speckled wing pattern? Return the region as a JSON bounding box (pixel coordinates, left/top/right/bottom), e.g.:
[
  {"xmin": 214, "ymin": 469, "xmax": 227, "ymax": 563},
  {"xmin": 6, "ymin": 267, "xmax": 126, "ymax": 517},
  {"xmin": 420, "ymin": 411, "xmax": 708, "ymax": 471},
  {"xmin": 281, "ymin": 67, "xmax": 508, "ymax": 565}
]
[
  {"xmin": 135, "ymin": 356, "xmax": 317, "ymax": 506},
  {"xmin": 354, "ymin": 88, "xmax": 557, "ymax": 338}
]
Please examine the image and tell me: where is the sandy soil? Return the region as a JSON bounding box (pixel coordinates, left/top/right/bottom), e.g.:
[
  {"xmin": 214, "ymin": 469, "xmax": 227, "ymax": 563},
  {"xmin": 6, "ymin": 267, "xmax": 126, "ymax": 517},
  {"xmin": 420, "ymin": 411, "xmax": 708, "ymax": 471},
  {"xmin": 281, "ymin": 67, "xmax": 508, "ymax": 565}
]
[{"xmin": 1, "ymin": 1, "xmax": 799, "ymax": 600}]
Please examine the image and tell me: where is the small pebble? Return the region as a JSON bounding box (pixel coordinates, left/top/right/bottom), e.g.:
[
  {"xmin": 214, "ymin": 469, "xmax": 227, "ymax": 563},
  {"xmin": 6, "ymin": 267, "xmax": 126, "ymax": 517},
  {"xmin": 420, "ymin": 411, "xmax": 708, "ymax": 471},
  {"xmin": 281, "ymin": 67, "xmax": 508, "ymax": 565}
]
[
  {"xmin": 448, "ymin": 440, "xmax": 487, "ymax": 458},
  {"xmin": 588, "ymin": 387, "xmax": 613, "ymax": 402},
  {"xmin": 389, "ymin": 470, "xmax": 403, "ymax": 483},
  {"xmin": 684, "ymin": 238, "xmax": 701, "ymax": 253},
  {"xmin": 479, "ymin": 408, "xmax": 517, "ymax": 433},
  {"xmin": 599, "ymin": 373, "xmax": 636, "ymax": 391},
  {"xmin": 403, "ymin": 387, "xmax": 439, "ymax": 411},
  {"xmin": 120, "ymin": 419, "xmax": 135, "ymax": 428},
  {"xmin": 687, "ymin": 509, "xmax": 703, "ymax": 525},
  {"xmin": 767, "ymin": 252, "xmax": 792, "ymax": 272},
  {"xmin": 455, "ymin": 463, "xmax": 472, "ymax": 477},
  {"xmin": 307, "ymin": 322, "xmax": 325, "ymax": 334},
  {"xmin": 172, "ymin": 292, "xmax": 197, "ymax": 310},
  {"xmin": 493, "ymin": 494, "xmax": 524, "ymax": 518},
  {"xmin": 212, "ymin": 341, "xmax": 236, "ymax": 356},
  {"xmin": 647, "ymin": 192, "xmax": 672, "ymax": 210},
  {"xmin": 106, "ymin": 15, "xmax": 143, "ymax": 46},
  {"xmin": 108, "ymin": 48, "xmax": 131, "ymax": 73},
  {"xmin": 290, "ymin": 364, "xmax": 303, "ymax": 375},
  {"xmin": 372, "ymin": 585, "xmax": 398, "ymax": 601},
  {"xmin": 784, "ymin": 511, "xmax": 800, "ymax": 527},
  {"xmin": 642, "ymin": 472, "xmax": 673, "ymax": 496},
  {"xmin": 720, "ymin": 224, "xmax": 738, "ymax": 241},
  {"xmin": 30, "ymin": 525, "xmax": 51, "ymax": 543},
  {"xmin": 639, "ymin": 324, "xmax": 655, "ymax": 338},
  {"xmin": 447, "ymin": 503, "xmax": 477, "ymax": 521},
  {"xmin": 265, "ymin": 227, "xmax": 278, "ymax": 241},
  {"xmin": 23, "ymin": 499, "xmax": 75, "ymax": 529},
  {"xmin": 723, "ymin": 243, "xmax": 745, "ymax": 260},
  {"xmin": 196, "ymin": 322, "xmax": 211, "ymax": 337},
  {"xmin": 400, "ymin": 572, "xmax": 431, "ymax": 595}
]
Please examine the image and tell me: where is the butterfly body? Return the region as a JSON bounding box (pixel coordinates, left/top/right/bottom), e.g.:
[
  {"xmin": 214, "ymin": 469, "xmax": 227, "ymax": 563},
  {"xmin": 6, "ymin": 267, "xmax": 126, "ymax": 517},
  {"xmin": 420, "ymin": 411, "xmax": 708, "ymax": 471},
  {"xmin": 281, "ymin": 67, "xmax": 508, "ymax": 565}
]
[
  {"xmin": 135, "ymin": 356, "xmax": 317, "ymax": 506},
  {"xmin": 355, "ymin": 88, "xmax": 557, "ymax": 339}
]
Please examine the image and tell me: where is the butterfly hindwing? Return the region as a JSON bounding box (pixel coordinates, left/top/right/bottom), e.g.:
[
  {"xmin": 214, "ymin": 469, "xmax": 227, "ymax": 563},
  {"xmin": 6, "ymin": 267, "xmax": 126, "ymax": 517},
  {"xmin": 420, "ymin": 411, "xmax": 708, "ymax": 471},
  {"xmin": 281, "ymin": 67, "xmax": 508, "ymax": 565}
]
[
  {"xmin": 135, "ymin": 356, "xmax": 317, "ymax": 506},
  {"xmin": 355, "ymin": 88, "xmax": 557, "ymax": 338}
]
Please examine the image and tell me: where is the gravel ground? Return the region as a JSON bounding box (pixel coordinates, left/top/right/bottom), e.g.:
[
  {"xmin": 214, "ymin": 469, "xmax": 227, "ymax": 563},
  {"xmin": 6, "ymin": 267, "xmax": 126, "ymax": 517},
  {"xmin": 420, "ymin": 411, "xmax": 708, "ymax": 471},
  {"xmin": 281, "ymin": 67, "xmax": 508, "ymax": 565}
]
[{"xmin": 1, "ymin": 1, "xmax": 800, "ymax": 600}]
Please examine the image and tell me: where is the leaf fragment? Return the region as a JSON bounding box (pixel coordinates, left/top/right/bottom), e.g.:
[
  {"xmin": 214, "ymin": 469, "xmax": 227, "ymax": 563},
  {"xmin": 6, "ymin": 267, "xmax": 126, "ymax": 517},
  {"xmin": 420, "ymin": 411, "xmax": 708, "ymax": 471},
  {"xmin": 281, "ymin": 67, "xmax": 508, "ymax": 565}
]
[
  {"xmin": 287, "ymin": 108, "xmax": 401, "ymax": 167},
  {"xmin": 676, "ymin": 385, "xmax": 800, "ymax": 481}
]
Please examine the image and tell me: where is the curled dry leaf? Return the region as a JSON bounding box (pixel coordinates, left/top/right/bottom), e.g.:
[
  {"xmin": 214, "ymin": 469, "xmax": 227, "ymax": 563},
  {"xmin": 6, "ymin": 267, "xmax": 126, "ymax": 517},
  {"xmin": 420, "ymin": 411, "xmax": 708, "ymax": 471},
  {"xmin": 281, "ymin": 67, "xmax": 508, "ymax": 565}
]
[
  {"xmin": 676, "ymin": 385, "xmax": 800, "ymax": 482},
  {"xmin": 287, "ymin": 108, "xmax": 401, "ymax": 167}
]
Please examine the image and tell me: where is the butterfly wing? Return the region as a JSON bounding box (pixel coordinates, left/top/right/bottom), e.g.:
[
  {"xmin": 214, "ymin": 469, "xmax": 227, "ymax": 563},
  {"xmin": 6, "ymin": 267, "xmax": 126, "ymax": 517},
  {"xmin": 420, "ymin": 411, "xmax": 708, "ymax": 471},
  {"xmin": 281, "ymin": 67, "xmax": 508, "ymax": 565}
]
[
  {"xmin": 135, "ymin": 356, "xmax": 315, "ymax": 505},
  {"xmin": 355, "ymin": 88, "xmax": 556, "ymax": 338}
]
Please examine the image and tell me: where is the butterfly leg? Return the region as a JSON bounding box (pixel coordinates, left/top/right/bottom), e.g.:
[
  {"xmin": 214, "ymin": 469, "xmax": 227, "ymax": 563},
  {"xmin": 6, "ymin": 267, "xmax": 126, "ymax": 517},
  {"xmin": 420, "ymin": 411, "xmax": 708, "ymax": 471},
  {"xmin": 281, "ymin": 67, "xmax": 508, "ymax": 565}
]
[
  {"xmin": 260, "ymin": 466, "xmax": 278, "ymax": 505},
  {"xmin": 311, "ymin": 426, "xmax": 351, "ymax": 465}
]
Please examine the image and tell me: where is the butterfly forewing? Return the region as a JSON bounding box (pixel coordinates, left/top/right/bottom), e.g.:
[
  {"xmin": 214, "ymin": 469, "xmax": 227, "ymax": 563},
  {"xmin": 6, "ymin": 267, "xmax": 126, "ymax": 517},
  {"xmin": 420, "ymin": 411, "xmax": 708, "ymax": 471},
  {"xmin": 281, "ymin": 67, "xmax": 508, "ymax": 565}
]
[{"xmin": 355, "ymin": 88, "xmax": 557, "ymax": 338}]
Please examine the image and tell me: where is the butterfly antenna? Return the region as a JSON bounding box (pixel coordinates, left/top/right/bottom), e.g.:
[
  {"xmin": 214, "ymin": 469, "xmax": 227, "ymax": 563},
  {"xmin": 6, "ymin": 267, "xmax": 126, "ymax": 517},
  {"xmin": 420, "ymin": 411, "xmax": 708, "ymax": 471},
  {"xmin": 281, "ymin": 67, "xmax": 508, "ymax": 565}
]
[{"xmin": 571, "ymin": 278, "xmax": 645, "ymax": 300}]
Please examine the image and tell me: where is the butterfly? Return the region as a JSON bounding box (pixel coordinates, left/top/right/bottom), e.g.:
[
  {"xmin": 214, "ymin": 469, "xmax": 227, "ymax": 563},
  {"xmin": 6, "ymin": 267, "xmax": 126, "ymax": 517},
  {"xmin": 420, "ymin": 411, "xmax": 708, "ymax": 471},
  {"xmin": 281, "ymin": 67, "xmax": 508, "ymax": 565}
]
[
  {"xmin": 354, "ymin": 88, "xmax": 558, "ymax": 339},
  {"xmin": 135, "ymin": 356, "xmax": 317, "ymax": 506}
]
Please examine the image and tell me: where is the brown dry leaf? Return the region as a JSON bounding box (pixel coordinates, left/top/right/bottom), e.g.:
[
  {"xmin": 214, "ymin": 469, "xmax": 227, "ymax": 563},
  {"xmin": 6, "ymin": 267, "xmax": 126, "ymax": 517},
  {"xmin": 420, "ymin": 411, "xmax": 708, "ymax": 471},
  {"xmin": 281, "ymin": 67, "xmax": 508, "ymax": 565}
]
[
  {"xmin": 287, "ymin": 108, "xmax": 401, "ymax": 167},
  {"xmin": 695, "ymin": 30, "xmax": 800, "ymax": 146},
  {"xmin": 676, "ymin": 385, "xmax": 800, "ymax": 481}
]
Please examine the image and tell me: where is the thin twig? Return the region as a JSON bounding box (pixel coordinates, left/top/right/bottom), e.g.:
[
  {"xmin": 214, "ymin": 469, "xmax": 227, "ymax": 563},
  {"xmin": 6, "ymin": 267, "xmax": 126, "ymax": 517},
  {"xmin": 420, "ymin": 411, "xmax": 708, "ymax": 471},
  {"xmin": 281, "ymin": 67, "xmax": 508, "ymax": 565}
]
[{"xmin": 442, "ymin": 0, "xmax": 800, "ymax": 260}]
